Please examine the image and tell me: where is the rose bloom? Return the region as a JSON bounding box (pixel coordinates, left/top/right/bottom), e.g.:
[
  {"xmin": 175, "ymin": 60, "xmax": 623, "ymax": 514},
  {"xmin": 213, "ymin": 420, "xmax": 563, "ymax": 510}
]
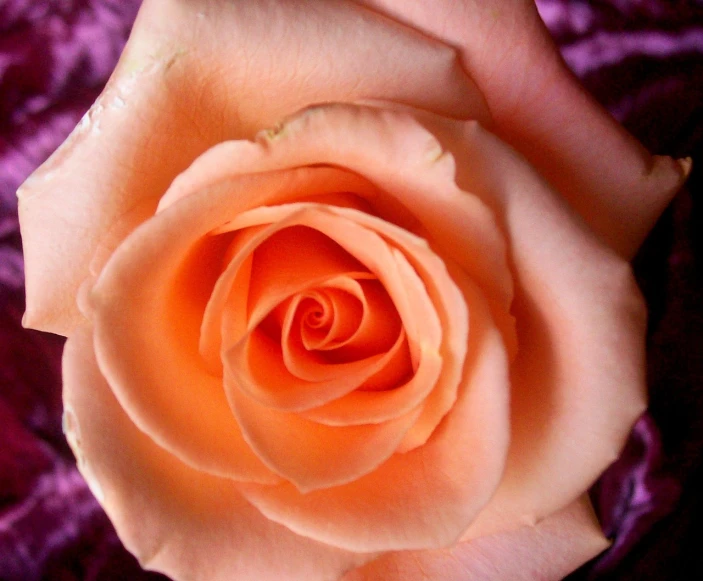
[{"xmin": 18, "ymin": 1, "xmax": 690, "ymax": 580}]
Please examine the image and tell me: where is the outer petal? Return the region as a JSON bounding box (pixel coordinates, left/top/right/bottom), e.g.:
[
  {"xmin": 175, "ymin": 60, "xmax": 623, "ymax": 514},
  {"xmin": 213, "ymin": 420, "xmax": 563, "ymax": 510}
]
[
  {"xmin": 61, "ymin": 326, "xmax": 373, "ymax": 581},
  {"xmin": 342, "ymin": 496, "xmax": 609, "ymax": 581},
  {"xmin": 428, "ymin": 117, "xmax": 648, "ymax": 539},
  {"xmin": 355, "ymin": 0, "xmax": 691, "ymax": 257},
  {"xmin": 19, "ymin": 0, "xmax": 488, "ymax": 335}
]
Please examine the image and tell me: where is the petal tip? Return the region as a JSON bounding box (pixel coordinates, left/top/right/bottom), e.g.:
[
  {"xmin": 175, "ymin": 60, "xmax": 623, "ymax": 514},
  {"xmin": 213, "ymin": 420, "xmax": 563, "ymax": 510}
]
[
  {"xmin": 21, "ymin": 309, "xmax": 37, "ymax": 330},
  {"xmin": 678, "ymin": 156, "xmax": 694, "ymax": 180},
  {"xmin": 21, "ymin": 304, "xmax": 58, "ymax": 334}
]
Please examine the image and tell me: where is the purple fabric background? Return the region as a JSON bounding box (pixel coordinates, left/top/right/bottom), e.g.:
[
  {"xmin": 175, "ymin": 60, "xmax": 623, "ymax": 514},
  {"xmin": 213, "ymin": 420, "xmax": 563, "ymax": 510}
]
[{"xmin": 1, "ymin": 0, "xmax": 701, "ymax": 579}]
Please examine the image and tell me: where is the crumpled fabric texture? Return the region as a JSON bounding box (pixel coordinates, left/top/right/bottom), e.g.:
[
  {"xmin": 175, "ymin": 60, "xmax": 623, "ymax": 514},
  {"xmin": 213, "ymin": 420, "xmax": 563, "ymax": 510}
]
[{"xmin": 0, "ymin": 0, "xmax": 701, "ymax": 579}]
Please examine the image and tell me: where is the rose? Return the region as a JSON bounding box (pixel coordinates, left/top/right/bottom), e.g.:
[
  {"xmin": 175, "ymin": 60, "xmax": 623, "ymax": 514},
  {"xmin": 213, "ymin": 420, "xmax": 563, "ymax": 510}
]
[{"xmin": 18, "ymin": 1, "xmax": 690, "ymax": 580}]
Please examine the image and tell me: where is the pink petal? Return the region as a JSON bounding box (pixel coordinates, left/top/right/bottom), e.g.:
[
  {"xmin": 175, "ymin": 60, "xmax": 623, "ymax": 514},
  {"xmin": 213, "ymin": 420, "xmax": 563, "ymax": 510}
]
[
  {"xmin": 342, "ymin": 496, "xmax": 610, "ymax": 581},
  {"xmin": 355, "ymin": 0, "xmax": 691, "ymax": 257},
  {"xmin": 427, "ymin": 117, "xmax": 648, "ymax": 539}
]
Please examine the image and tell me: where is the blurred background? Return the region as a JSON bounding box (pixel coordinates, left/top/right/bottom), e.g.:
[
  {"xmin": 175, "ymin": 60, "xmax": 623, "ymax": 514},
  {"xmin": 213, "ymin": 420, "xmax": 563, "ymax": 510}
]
[{"xmin": 1, "ymin": 1, "xmax": 701, "ymax": 579}]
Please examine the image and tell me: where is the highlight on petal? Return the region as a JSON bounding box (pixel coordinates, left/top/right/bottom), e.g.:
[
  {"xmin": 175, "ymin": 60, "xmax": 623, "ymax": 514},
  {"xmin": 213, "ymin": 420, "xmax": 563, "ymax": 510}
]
[
  {"xmin": 17, "ymin": 0, "xmax": 489, "ymax": 335},
  {"xmin": 354, "ymin": 0, "xmax": 690, "ymax": 257},
  {"xmin": 62, "ymin": 327, "xmax": 373, "ymax": 581},
  {"xmin": 342, "ymin": 496, "xmax": 609, "ymax": 581}
]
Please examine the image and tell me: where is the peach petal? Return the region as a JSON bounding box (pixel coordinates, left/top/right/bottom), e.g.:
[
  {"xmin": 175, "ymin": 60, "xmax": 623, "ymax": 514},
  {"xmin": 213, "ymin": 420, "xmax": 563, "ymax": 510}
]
[
  {"xmin": 297, "ymin": 291, "xmax": 352, "ymax": 350},
  {"xmin": 297, "ymin": 281, "xmax": 399, "ymax": 355},
  {"xmin": 126, "ymin": 0, "xmax": 489, "ymax": 137},
  {"xmin": 320, "ymin": 203, "xmax": 476, "ymax": 448},
  {"xmin": 197, "ymin": 222, "xmax": 266, "ymax": 372},
  {"xmin": 199, "ymin": 250, "xmax": 253, "ymax": 374},
  {"xmin": 299, "ymin": 343, "xmax": 441, "ymax": 426},
  {"xmin": 332, "ymin": 280, "xmax": 401, "ymax": 357},
  {"xmin": 200, "ymin": 216, "xmax": 371, "ymax": 374},
  {"xmin": 237, "ymin": 283, "xmax": 509, "ymax": 552},
  {"xmin": 158, "ymin": 104, "xmax": 512, "ymax": 316},
  {"xmin": 209, "ymin": 220, "xmax": 407, "ymax": 413},
  {"xmin": 280, "ymin": 292, "xmax": 389, "ymax": 382},
  {"xmin": 246, "ymin": 274, "xmax": 376, "ymax": 350},
  {"xmin": 62, "ymin": 327, "xmax": 373, "ymax": 581},
  {"xmin": 255, "ymin": 106, "xmax": 512, "ymax": 309},
  {"xmin": 395, "ymin": 270, "xmax": 490, "ymax": 453},
  {"xmin": 212, "ymin": 233, "xmax": 406, "ymax": 413},
  {"xmin": 218, "ymin": 203, "xmax": 444, "ymax": 367},
  {"xmin": 83, "ymin": 109, "xmax": 483, "ymax": 489},
  {"xmin": 18, "ymin": 70, "xmax": 220, "ymax": 335},
  {"xmin": 342, "ymin": 496, "xmax": 609, "ymax": 581},
  {"xmin": 89, "ymin": 176, "xmax": 361, "ymax": 481},
  {"xmin": 19, "ymin": 0, "xmax": 488, "ymax": 335},
  {"xmin": 261, "ymin": 277, "xmax": 383, "ymax": 356},
  {"xmin": 236, "ymin": 227, "xmax": 369, "ymax": 319},
  {"xmin": 224, "ymin": 323, "xmax": 408, "ymax": 412},
  {"xmin": 228, "ymin": 380, "xmax": 423, "ymax": 492},
  {"xmin": 356, "ymin": 0, "xmax": 689, "ymax": 257},
  {"xmin": 427, "ymin": 118, "xmax": 647, "ymax": 539},
  {"xmin": 296, "ymin": 207, "xmax": 470, "ymax": 430},
  {"xmin": 193, "ymin": 169, "xmax": 376, "ymax": 375}
]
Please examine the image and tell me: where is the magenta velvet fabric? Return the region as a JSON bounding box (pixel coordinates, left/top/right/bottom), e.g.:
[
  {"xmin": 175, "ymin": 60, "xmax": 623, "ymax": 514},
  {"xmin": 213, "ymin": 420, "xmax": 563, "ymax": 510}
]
[{"xmin": 1, "ymin": 1, "xmax": 702, "ymax": 579}]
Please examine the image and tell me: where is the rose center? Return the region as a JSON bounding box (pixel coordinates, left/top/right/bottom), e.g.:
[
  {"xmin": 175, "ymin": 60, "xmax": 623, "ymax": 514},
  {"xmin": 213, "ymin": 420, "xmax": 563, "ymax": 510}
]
[{"xmin": 297, "ymin": 289, "xmax": 363, "ymax": 352}]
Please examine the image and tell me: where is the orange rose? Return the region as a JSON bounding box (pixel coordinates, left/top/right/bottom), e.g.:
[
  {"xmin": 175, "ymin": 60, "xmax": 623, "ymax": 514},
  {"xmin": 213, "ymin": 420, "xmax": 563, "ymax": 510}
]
[{"xmin": 19, "ymin": 1, "xmax": 690, "ymax": 580}]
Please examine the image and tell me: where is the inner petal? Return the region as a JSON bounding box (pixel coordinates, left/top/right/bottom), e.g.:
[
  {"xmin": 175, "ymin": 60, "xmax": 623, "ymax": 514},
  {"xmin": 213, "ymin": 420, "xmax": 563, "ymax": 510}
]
[
  {"xmin": 217, "ymin": 204, "xmax": 443, "ymax": 368},
  {"xmin": 327, "ymin": 279, "xmax": 402, "ymax": 361},
  {"xmin": 199, "ymin": 221, "xmax": 370, "ymax": 375},
  {"xmin": 207, "ymin": 204, "xmax": 441, "ymax": 416},
  {"xmin": 245, "ymin": 226, "xmax": 369, "ymax": 324},
  {"xmin": 299, "ymin": 289, "xmax": 362, "ymax": 351},
  {"xmin": 223, "ymin": 323, "xmax": 408, "ymax": 412}
]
